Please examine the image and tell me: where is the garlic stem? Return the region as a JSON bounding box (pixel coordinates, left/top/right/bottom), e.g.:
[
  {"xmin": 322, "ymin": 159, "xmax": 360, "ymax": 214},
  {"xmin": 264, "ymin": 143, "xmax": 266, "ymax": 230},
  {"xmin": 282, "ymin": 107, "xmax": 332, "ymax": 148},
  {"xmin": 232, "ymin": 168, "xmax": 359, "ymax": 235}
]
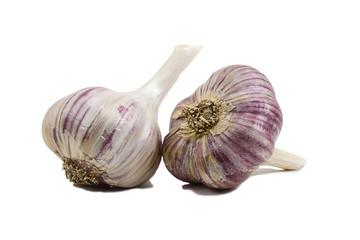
[
  {"xmin": 262, "ymin": 148, "xmax": 306, "ymax": 170},
  {"xmin": 138, "ymin": 45, "xmax": 202, "ymax": 106}
]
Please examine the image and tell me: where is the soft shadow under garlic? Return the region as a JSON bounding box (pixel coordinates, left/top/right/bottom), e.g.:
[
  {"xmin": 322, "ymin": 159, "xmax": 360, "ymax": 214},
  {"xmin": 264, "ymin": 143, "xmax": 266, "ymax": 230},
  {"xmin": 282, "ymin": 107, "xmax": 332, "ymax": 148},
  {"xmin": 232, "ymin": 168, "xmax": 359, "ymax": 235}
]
[
  {"xmin": 182, "ymin": 183, "xmax": 239, "ymax": 196},
  {"xmin": 73, "ymin": 181, "xmax": 153, "ymax": 192}
]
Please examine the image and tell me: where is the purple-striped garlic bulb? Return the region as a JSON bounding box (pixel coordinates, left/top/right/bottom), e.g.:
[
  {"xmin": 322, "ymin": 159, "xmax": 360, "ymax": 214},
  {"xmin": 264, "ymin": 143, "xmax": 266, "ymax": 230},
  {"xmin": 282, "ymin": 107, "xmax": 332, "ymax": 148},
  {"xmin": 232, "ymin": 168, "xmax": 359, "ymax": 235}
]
[
  {"xmin": 42, "ymin": 45, "xmax": 201, "ymax": 188},
  {"xmin": 163, "ymin": 65, "xmax": 305, "ymax": 189}
]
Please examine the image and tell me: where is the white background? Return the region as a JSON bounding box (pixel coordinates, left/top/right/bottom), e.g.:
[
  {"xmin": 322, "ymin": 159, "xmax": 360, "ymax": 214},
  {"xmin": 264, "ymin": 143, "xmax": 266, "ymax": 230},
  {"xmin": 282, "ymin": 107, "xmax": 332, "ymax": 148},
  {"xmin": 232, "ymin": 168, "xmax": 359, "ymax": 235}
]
[{"xmin": 1, "ymin": 0, "xmax": 359, "ymax": 239}]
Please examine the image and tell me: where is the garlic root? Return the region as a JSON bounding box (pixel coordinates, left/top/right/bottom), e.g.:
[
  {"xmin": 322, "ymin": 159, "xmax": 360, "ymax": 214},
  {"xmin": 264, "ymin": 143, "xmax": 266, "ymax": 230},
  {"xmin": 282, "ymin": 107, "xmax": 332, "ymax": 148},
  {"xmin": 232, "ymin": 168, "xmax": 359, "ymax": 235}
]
[{"xmin": 262, "ymin": 148, "xmax": 306, "ymax": 170}]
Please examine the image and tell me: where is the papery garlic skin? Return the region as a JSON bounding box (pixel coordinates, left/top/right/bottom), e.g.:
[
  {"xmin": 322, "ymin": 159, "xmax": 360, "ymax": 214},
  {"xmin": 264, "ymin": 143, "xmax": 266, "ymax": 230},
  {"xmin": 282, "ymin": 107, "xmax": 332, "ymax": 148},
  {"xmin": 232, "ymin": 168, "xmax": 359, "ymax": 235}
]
[
  {"xmin": 42, "ymin": 87, "xmax": 162, "ymax": 187},
  {"xmin": 163, "ymin": 65, "xmax": 283, "ymax": 189},
  {"xmin": 42, "ymin": 45, "xmax": 201, "ymax": 187}
]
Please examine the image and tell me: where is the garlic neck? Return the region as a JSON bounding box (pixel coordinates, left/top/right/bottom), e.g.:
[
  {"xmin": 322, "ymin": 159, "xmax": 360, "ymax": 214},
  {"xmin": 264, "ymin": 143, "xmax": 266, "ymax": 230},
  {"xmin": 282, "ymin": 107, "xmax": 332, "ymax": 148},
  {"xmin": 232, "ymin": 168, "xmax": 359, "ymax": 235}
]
[{"xmin": 138, "ymin": 45, "xmax": 202, "ymax": 108}]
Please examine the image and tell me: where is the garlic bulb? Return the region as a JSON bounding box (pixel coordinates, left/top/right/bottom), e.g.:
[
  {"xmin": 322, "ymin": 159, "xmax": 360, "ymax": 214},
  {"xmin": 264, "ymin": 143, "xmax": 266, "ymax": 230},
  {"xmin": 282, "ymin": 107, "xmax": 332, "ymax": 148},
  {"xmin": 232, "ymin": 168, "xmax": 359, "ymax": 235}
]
[
  {"xmin": 42, "ymin": 45, "xmax": 201, "ymax": 188},
  {"xmin": 163, "ymin": 65, "xmax": 305, "ymax": 189}
]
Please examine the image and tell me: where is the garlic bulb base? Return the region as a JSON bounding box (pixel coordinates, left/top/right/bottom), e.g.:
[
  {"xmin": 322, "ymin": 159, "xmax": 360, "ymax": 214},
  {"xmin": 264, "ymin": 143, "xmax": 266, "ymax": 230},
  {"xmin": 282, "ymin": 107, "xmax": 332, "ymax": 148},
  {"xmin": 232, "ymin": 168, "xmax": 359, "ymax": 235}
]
[
  {"xmin": 62, "ymin": 158, "xmax": 102, "ymax": 185},
  {"xmin": 178, "ymin": 98, "xmax": 234, "ymax": 139},
  {"xmin": 262, "ymin": 148, "xmax": 306, "ymax": 170},
  {"xmin": 183, "ymin": 100, "xmax": 219, "ymax": 131}
]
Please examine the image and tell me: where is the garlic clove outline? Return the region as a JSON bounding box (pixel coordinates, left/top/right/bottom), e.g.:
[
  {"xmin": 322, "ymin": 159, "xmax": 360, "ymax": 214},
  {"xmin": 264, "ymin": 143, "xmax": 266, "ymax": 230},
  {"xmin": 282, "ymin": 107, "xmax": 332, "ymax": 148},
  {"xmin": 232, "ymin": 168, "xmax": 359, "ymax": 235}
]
[
  {"xmin": 163, "ymin": 65, "xmax": 305, "ymax": 189},
  {"xmin": 42, "ymin": 45, "xmax": 202, "ymax": 188}
]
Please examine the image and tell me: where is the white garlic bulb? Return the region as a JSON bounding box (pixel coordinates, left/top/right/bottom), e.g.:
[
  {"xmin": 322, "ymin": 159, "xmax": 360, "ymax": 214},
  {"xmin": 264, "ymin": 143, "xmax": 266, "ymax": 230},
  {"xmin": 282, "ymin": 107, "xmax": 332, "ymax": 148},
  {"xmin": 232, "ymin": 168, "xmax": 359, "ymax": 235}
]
[
  {"xmin": 163, "ymin": 65, "xmax": 305, "ymax": 189},
  {"xmin": 42, "ymin": 45, "xmax": 201, "ymax": 188}
]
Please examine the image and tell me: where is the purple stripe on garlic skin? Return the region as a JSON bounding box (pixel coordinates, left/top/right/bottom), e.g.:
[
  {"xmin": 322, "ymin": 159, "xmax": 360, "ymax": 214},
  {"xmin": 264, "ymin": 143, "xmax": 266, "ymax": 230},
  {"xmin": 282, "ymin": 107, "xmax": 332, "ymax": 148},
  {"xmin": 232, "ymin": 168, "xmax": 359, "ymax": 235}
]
[
  {"xmin": 42, "ymin": 45, "xmax": 202, "ymax": 187},
  {"xmin": 163, "ymin": 65, "xmax": 285, "ymax": 189}
]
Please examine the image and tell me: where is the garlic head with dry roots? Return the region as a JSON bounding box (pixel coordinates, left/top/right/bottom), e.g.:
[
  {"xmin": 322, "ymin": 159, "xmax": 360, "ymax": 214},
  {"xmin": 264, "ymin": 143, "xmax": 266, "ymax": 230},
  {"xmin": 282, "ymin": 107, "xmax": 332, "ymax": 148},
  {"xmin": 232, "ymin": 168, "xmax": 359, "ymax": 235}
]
[
  {"xmin": 42, "ymin": 45, "xmax": 201, "ymax": 188},
  {"xmin": 163, "ymin": 65, "xmax": 305, "ymax": 189}
]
